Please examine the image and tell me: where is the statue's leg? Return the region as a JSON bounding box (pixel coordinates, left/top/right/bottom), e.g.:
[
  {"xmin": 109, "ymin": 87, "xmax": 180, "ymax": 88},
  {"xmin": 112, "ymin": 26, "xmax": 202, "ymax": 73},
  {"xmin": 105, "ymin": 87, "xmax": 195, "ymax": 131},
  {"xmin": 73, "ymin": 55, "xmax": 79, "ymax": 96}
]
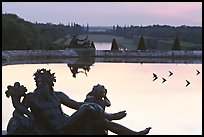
[
  {"xmin": 7, "ymin": 117, "xmax": 19, "ymax": 135},
  {"xmin": 97, "ymin": 119, "xmax": 151, "ymax": 135},
  {"xmin": 63, "ymin": 104, "xmax": 97, "ymax": 134}
]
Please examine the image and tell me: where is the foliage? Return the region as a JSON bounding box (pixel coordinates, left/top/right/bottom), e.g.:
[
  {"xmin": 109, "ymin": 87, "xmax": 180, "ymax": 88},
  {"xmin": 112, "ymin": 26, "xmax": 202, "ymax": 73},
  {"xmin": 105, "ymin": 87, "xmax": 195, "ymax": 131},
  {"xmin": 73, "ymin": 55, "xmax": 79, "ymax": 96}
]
[
  {"xmin": 172, "ymin": 36, "xmax": 181, "ymax": 50},
  {"xmin": 111, "ymin": 38, "xmax": 119, "ymax": 50},
  {"xmin": 112, "ymin": 25, "xmax": 202, "ymax": 45},
  {"xmin": 2, "ymin": 13, "xmax": 86, "ymax": 50},
  {"xmin": 137, "ymin": 35, "xmax": 146, "ymax": 50},
  {"xmin": 2, "ymin": 13, "xmax": 40, "ymax": 50}
]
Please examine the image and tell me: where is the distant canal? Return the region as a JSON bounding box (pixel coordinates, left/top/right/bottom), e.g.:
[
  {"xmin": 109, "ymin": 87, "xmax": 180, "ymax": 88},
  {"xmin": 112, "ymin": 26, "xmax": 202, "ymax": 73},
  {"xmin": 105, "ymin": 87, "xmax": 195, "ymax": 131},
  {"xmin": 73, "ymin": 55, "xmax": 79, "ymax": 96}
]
[{"xmin": 94, "ymin": 42, "xmax": 111, "ymax": 50}]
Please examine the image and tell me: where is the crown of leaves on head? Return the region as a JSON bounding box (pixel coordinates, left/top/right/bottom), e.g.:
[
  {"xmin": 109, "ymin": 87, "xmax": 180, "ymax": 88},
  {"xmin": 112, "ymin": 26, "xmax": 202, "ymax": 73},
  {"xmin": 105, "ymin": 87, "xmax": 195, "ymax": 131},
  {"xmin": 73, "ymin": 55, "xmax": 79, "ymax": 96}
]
[{"xmin": 33, "ymin": 68, "xmax": 56, "ymax": 83}]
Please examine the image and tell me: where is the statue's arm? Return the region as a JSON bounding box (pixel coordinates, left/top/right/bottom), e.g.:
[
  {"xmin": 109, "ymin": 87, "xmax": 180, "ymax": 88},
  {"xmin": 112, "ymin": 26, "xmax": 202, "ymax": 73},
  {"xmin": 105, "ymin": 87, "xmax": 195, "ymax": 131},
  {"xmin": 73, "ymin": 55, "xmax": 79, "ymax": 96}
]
[
  {"xmin": 104, "ymin": 110, "xmax": 127, "ymax": 121},
  {"xmin": 103, "ymin": 96, "xmax": 111, "ymax": 107},
  {"xmin": 55, "ymin": 91, "xmax": 85, "ymax": 110},
  {"xmin": 21, "ymin": 93, "xmax": 32, "ymax": 107},
  {"xmin": 20, "ymin": 93, "xmax": 35, "ymax": 121}
]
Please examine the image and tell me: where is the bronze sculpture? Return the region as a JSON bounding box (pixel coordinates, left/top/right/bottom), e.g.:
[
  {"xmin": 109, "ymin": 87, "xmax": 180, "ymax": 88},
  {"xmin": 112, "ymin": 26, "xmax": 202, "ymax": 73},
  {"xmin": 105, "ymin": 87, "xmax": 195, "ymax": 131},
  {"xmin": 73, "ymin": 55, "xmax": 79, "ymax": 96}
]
[
  {"xmin": 84, "ymin": 84, "xmax": 151, "ymax": 135},
  {"xmin": 5, "ymin": 68, "xmax": 151, "ymax": 135},
  {"xmin": 68, "ymin": 35, "xmax": 95, "ymax": 49}
]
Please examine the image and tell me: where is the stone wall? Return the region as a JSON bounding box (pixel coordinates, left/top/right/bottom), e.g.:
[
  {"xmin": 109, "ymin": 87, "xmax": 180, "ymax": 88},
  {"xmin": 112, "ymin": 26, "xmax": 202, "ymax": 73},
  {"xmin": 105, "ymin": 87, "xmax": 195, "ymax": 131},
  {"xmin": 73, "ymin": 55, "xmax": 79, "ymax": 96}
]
[
  {"xmin": 2, "ymin": 50, "xmax": 202, "ymax": 60},
  {"xmin": 2, "ymin": 50, "xmax": 202, "ymax": 65}
]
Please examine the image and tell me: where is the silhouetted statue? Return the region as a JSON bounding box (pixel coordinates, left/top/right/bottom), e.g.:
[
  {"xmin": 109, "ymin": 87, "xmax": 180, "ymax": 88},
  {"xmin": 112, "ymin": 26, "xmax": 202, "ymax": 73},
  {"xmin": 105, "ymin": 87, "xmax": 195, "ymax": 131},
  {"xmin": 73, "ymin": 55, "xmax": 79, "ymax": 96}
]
[
  {"xmin": 68, "ymin": 35, "xmax": 96, "ymax": 49},
  {"xmin": 85, "ymin": 84, "xmax": 111, "ymax": 110},
  {"xmin": 84, "ymin": 84, "xmax": 111, "ymax": 135},
  {"xmin": 70, "ymin": 35, "xmax": 87, "ymax": 48},
  {"xmin": 84, "ymin": 84, "xmax": 151, "ymax": 135},
  {"xmin": 5, "ymin": 82, "xmax": 35, "ymax": 135},
  {"xmin": 5, "ymin": 68, "xmax": 151, "ymax": 135}
]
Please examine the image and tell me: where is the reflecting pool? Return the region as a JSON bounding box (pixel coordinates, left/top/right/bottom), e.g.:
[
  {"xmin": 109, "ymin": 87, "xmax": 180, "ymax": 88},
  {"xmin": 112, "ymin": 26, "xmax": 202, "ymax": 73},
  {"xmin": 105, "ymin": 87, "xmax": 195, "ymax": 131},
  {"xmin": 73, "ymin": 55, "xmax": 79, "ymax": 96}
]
[{"xmin": 2, "ymin": 63, "xmax": 202, "ymax": 135}]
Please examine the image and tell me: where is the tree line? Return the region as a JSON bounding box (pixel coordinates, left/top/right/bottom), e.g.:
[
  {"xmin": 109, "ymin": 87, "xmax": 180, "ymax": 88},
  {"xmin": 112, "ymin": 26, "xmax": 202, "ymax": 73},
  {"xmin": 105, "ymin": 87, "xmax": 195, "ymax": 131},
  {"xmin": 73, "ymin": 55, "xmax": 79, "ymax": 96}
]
[
  {"xmin": 2, "ymin": 13, "xmax": 87, "ymax": 50},
  {"xmin": 2, "ymin": 13, "xmax": 202, "ymax": 50},
  {"xmin": 112, "ymin": 25, "xmax": 202, "ymax": 45}
]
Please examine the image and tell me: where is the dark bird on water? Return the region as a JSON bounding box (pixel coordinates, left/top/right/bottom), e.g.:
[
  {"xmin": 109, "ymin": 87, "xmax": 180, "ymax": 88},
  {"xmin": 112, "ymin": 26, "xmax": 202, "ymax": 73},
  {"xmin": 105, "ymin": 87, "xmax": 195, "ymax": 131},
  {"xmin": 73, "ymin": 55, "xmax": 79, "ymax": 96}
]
[
  {"xmin": 168, "ymin": 71, "xmax": 173, "ymax": 77},
  {"xmin": 153, "ymin": 73, "xmax": 158, "ymax": 81},
  {"xmin": 196, "ymin": 70, "xmax": 200, "ymax": 75},
  {"xmin": 186, "ymin": 80, "xmax": 190, "ymax": 87},
  {"xmin": 162, "ymin": 78, "xmax": 167, "ymax": 83}
]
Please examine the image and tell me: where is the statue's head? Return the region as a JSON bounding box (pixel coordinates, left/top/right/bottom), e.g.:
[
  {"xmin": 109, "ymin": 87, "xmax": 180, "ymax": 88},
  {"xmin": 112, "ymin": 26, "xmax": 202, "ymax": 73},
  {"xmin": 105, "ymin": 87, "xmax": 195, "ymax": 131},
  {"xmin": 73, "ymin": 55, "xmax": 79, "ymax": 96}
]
[
  {"xmin": 33, "ymin": 68, "xmax": 56, "ymax": 88},
  {"xmin": 91, "ymin": 84, "xmax": 107, "ymax": 99}
]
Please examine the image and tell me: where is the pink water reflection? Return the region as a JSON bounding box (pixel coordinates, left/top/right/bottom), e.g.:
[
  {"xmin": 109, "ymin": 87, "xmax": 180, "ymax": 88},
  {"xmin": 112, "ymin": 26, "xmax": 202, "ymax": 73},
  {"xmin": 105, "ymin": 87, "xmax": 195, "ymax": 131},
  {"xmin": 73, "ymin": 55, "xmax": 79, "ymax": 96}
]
[{"xmin": 2, "ymin": 63, "xmax": 202, "ymax": 135}]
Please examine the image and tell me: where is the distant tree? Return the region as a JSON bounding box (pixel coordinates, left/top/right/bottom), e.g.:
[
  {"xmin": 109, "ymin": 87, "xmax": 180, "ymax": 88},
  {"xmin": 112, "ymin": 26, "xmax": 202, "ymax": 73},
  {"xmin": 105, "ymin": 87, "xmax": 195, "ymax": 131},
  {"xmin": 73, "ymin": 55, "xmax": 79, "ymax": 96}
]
[
  {"xmin": 91, "ymin": 42, "xmax": 96, "ymax": 49},
  {"xmin": 137, "ymin": 35, "xmax": 146, "ymax": 50},
  {"xmin": 172, "ymin": 36, "xmax": 181, "ymax": 50},
  {"xmin": 86, "ymin": 23, "xmax": 89, "ymax": 34},
  {"xmin": 111, "ymin": 38, "xmax": 119, "ymax": 50}
]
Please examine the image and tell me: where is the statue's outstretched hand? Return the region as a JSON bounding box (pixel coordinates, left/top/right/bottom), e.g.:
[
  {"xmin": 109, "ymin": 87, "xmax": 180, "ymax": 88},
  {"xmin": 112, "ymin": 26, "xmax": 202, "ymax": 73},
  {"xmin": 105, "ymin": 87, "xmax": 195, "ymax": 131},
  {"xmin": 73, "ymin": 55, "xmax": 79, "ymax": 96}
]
[{"xmin": 111, "ymin": 110, "xmax": 127, "ymax": 120}]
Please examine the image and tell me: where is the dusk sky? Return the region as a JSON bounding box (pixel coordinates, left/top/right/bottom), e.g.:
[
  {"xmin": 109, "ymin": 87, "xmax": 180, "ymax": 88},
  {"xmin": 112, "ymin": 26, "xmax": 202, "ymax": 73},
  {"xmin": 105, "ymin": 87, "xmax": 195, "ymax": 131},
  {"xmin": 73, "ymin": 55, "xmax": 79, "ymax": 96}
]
[{"xmin": 2, "ymin": 2, "xmax": 202, "ymax": 27}]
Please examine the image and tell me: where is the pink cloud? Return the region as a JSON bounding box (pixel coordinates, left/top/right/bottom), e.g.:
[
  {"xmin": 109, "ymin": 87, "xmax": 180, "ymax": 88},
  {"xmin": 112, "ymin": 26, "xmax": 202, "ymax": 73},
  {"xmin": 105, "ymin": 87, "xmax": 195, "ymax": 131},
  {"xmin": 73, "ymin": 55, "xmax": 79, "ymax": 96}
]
[
  {"xmin": 115, "ymin": 2, "xmax": 202, "ymax": 26},
  {"xmin": 123, "ymin": 2, "xmax": 201, "ymax": 17}
]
